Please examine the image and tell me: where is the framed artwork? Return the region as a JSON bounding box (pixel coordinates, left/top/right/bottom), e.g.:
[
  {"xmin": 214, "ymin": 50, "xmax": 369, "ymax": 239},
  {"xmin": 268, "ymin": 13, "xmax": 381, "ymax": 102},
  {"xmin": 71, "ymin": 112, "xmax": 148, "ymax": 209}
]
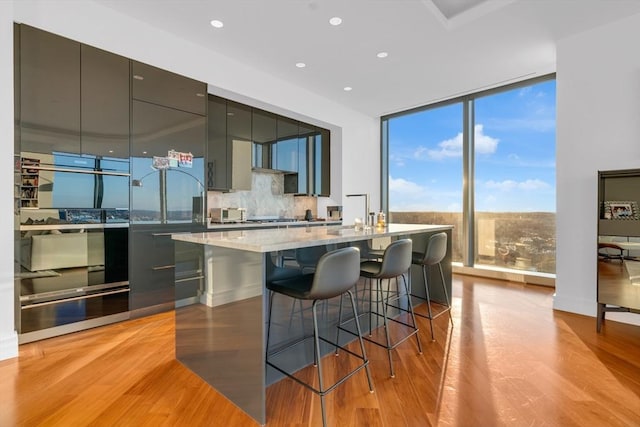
[{"xmin": 604, "ymin": 200, "xmax": 639, "ymax": 220}]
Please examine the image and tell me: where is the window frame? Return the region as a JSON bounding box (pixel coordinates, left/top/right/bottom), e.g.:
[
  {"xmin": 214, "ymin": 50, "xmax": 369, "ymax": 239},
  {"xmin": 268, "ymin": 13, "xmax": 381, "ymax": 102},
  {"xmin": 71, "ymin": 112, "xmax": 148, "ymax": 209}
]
[{"xmin": 381, "ymin": 73, "xmax": 556, "ymax": 273}]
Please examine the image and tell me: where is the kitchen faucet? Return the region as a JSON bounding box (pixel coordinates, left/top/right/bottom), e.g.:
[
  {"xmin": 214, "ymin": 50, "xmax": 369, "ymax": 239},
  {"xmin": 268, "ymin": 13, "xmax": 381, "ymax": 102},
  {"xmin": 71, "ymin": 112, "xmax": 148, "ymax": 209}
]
[{"xmin": 346, "ymin": 193, "xmax": 371, "ymax": 227}]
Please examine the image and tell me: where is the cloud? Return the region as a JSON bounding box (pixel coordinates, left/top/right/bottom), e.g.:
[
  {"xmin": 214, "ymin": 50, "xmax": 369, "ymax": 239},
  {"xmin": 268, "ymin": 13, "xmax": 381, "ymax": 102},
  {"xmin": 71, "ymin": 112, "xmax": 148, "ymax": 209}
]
[
  {"xmin": 484, "ymin": 178, "xmax": 550, "ymax": 191},
  {"xmin": 421, "ymin": 124, "xmax": 499, "ymax": 160},
  {"xmin": 389, "ymin": 153, "xmax": 405, "ymax": 167},
  {"xmin": 389, "ymin": 176, "xmax": 424, "ymax": 195}
]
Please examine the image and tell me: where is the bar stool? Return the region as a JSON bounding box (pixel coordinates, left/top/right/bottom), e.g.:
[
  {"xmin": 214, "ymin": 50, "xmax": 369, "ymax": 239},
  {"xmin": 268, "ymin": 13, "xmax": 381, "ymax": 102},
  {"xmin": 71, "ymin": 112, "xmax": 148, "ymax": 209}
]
[
  {"xmin": 357, "ymin": 238, "xmax": 422, "ymax": 378},
  {"xmin": 266, "ymin": 251, "xmax": 305, "ymax": 282},
  {"xmin": 265, "ymin": 247, "xmax": 374, "ymax": 427},
  {"xmin": 294, "ymin": 245, "xmax": 328, "ymax": 273},
  {"xmin": 410, "ymin": 232, "xmax": 453, "ymax": 341}
]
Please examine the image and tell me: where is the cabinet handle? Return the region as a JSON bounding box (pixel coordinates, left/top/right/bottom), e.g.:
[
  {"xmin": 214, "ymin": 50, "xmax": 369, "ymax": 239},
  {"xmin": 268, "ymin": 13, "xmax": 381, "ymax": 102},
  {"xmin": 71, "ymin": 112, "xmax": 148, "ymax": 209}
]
[
  {"xmin": 29, "ymin": 165, "xmax": 130, "ymax": 177},
  {"xmin": 152, "ymin": 265, "xmax": 175, "ymax": 271},
  {"xmin": 176, "ymin": 275, "xmax": 204, "ymax": 284},
  {"xmin": 21, "ymin": 288, "xmax": 129, "ymax": 309}
]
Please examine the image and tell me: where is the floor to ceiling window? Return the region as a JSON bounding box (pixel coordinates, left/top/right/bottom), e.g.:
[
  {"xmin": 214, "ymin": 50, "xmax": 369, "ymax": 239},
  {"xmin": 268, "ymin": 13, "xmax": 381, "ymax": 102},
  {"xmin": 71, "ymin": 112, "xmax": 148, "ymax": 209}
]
[
  {"xmin": 384, "ymin": 102, "xmax": 464, "ymax": 262},
  {"xmin": 382, "ymin": 75, "xmax": 556, "ymax": 275}
]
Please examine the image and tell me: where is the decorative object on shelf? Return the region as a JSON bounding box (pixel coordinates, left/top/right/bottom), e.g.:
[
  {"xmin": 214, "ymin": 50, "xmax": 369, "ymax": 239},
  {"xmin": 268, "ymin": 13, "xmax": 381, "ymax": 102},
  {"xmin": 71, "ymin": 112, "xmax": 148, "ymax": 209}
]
[
  {"xmin": 603, "ymin": 200, "xmax": 639, "ymax": 220},
  {"xmin": 18, "ymin": 157, "xmax": 40, "ymax": 209}
]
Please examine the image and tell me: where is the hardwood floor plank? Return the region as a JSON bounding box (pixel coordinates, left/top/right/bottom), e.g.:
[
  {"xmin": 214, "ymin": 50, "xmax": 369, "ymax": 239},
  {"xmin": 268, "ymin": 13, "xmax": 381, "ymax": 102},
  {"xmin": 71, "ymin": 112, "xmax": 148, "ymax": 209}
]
[{"xmin": 2, "ymin": 275, "xmax": 640, "ymax": 426}]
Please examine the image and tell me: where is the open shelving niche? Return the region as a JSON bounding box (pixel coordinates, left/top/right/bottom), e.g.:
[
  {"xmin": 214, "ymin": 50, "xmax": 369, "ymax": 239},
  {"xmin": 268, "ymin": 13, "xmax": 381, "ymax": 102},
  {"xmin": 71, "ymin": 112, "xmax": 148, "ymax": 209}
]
[
  {"xmin": 16, "ymin": 156, "xmax": 40, "ymax": 210},
  {"xmin": 597, "ymin": 168, "xmax": 640, "ymax": 332}
]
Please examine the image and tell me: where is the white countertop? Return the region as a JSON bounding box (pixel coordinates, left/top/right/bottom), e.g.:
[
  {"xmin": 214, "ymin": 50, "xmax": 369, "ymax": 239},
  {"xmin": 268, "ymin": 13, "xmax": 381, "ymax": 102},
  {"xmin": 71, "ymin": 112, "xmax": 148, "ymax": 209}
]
[
  {"xmin": 173, "ymin": 223, "xmax": 453, "ymax": 253},
  {"xmin": 206, "ymin": 220, "xmax": 342, "ymax": 230}
]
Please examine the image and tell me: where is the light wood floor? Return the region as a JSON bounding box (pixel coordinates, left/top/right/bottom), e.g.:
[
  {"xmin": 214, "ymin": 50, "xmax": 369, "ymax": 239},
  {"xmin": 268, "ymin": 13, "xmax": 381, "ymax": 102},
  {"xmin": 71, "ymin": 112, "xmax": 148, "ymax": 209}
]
[{"xmin": 2, "ymin": 275, "xmax": 640, "ymax": 426}]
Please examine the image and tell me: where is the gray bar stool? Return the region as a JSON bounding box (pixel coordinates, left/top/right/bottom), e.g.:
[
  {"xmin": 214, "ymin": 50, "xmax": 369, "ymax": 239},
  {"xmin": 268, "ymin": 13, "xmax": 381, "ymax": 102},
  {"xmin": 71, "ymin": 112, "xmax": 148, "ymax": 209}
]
[
  {"xmin": 265, "ymin": 246, "xmax": 374, "ymax": 427},
  {"xmin": 294, "ymin": 245, "xmax": 328, "ymax": 273},
  {"xmin": 410, "ymin": 232, "xmax": 453, "ymax": 341},
  {"xmin": 356, "ymin": 238, "xmax": 423, "ymax": 378}
]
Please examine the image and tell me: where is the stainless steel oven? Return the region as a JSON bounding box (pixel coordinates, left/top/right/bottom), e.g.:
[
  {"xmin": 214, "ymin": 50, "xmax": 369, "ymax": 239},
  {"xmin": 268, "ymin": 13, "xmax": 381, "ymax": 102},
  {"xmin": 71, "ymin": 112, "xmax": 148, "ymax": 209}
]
[
  {"xmin": 17, "ymin": 221, "xmax": 129, "ymax": 342},
  {"xmin": 15, "ymin": 152, "xmax": 131, "ymax": 343}
]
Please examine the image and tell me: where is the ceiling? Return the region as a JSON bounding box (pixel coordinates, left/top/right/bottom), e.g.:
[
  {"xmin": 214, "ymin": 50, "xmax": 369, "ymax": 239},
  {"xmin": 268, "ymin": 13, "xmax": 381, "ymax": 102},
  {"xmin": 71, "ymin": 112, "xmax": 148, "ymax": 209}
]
[{"xmin": 95, "ymin": 0, "xmax": 640, "ymax": 117}]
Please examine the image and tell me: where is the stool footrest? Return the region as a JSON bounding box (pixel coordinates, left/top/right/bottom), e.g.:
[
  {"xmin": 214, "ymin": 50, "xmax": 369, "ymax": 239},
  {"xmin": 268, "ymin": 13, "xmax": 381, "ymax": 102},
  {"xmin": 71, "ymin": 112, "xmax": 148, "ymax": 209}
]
[
  {"xmin": 266, "ymin": 332, "xmax": 370, "ymax": 397},
  {"xmin": 408, "ymin": 294, "xmax": 452, "ymax": 320},
  {"xmin": 337, "ymin": 312, "xmax": 420, "ymax": 352}
]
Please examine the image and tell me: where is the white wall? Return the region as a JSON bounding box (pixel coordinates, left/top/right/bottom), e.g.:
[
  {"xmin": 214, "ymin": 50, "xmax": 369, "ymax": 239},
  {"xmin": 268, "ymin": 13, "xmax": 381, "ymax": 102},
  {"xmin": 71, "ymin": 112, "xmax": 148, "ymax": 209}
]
[
  {"xmin": 0, "ymin": 0, "xmax": 379, "ymax": 360},
  {"xmin": 0, "ymin": 0, "xmax": 18, "ymax": 361},
  {"xmin": 555, "ymin": 13, "xmax": 640, "ymax": 326}
]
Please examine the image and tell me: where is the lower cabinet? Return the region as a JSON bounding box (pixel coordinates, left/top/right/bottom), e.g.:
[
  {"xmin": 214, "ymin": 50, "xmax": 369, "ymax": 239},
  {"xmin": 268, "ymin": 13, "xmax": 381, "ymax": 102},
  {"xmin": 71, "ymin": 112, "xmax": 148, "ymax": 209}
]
[{"xmin": 129, "ymin": 224, "xmax": 204, "ymax": 311}]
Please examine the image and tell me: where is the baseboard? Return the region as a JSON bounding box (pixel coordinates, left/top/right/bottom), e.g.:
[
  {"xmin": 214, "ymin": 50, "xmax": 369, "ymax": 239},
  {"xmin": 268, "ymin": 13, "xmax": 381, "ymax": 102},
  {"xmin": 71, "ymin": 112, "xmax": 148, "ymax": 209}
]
[
  {"xmin": 0, "ymin": 331, "xmax": 19, "ymax": 361},
  {"xmin": 203, "ymin": 284, "xmax": 262, "ymax": 307},
  {"xmin": 552, "ymin": 294, "xmax": 596, "ymax": 317},
  {"xmin": 453, "ymin": 264, "xmax": 555, "ymax": 287}
]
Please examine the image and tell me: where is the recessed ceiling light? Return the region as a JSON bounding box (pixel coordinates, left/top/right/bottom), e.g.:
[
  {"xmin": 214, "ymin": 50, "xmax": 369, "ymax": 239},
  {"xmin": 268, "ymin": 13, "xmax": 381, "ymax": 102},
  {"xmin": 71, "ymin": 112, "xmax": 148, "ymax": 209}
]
[
  {"xmin": 210, "ymin": 20, "xmax": 224, "ymax": 28},
  {"xmin": 295, "ymin": 62, "xmax": 306, "ymax": 68},
  {"xmin": 133, "ymin": 75, "xmax": 144, "ymax": 80},
  {"xmin": 227, "ymin": 112, "xmax": 235, "ymax": 116},
  {"xmin": 343, "ymin": 86, "xmax": 352, "ymax": 91},
  {"xmin": 196, "ymin": 93, "xmax": 205, "ymax": 97},
  {"xmin": 376, "ymin": 52, "xmax": 389, "ymax": 58},
  {"xmin": 329, "ymin": 17, "xmax": 342, "ymax": 26}
]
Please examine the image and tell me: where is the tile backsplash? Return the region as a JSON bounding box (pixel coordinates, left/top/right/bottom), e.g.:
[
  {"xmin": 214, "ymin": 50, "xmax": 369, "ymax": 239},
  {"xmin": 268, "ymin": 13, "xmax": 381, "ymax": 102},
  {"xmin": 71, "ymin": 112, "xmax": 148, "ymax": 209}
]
[{"xmin": 207, "ymin": 171, "xmax": 317, "ymax": 219}]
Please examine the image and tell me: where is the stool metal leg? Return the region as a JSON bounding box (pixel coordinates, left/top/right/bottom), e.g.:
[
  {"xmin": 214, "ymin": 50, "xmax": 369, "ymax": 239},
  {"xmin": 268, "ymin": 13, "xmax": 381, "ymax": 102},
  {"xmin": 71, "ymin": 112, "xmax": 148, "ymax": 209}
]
[
  {"xmin": 422, "ymin": 264, "xmax": 436, "ymax": 341},
  {"xmin": 401, "ymin": 273, "xmax": 423, "ymax": 354},
  {"xmin": 437, "ymin": 262, "xmax": 454, "ymax": 324},
  {"xmin": 378, "ymin": 278, "xmax": 396, "ymax": 378},
  {"xmin": 346, "ymin": 289, "xmax": 374, "ymax": 392},
  {"xmin": 311, "ymin": 300, "xmax": 327, "ymax": 427}
]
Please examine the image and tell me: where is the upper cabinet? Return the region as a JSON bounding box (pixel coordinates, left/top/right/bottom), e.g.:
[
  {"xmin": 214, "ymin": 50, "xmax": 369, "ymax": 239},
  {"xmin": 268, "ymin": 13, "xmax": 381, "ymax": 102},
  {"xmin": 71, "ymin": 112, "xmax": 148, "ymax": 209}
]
[
  {"xmin": 251, "ymin": 108, "xmax": 277, "ymax": 170},
  {"xmin": 130, "ymin": 100, "xmax": 206, "ymax": 224},
  {"xmin": 131, "ymin": 61, "xmax": 206, "ymax": 115},
  {"xmin": 314, "ymin": 127, "xmax": 331, "ymax": 197},
  {"xmin": 81, "ymin": 45, "xmax": 130, "ymax": 160},
  {"xmin": 18, "ymin": 24, "xmax": 81, "ymax": 155},
  {"xmin": 207, "ymin": 95, "xmax": 228, "ymax": 190},
  {"xmin": 275, "ymin": 116, "xmax": 299, "ymax": 174},
  {"xmin": 294, "ymin": 123, "xmax": 330, "ymax": 196},
  {"xmin": 17, "ymin": 24, "xmax": 130, "ymax": 159},
  {"xmin": 206, "ymin": 96, "xmax": 251, "ymax": 191}
]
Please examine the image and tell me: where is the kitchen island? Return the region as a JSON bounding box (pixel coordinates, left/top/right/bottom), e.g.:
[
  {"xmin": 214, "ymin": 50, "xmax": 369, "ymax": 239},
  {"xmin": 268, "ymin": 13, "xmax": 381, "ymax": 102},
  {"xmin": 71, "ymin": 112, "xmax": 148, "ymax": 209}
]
[{"xmin": 172, "ymin": 223, "xmax": 453, "ymax": 425}]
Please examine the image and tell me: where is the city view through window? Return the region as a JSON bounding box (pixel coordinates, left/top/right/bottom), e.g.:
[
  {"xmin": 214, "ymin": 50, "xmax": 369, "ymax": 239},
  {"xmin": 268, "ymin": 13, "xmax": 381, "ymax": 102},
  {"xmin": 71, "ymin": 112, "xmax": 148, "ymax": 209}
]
[{"xmin": 385, "ymin": 78, "xmax": 556, "ymax": 274}]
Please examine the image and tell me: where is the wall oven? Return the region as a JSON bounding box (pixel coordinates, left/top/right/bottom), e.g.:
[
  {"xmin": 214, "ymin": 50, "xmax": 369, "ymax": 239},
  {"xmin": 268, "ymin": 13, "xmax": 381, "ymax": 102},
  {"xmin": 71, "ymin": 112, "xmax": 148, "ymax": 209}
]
[{"xmin": 16, "ymin": 152, "xmax": 131, "ymax": 343}]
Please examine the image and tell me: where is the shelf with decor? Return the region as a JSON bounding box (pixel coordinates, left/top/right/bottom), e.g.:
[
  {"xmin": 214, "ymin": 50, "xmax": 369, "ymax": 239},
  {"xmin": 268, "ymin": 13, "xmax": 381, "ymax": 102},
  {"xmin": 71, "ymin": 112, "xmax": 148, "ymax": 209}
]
[
  {"xmin": 596, "ymin": 168, "xmax": 640, "ymax": 332},
  {"xmin": 17, "ymin": 157, "xmax": 40, "ymax": 209}
]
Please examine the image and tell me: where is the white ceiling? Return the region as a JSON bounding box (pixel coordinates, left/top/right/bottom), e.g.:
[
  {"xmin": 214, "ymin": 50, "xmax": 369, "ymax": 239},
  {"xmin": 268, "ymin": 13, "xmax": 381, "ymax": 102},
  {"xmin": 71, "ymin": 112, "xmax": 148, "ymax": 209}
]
[{"xmin": 96, "ymin": 0, "xmax": 640, "ymax": 117}]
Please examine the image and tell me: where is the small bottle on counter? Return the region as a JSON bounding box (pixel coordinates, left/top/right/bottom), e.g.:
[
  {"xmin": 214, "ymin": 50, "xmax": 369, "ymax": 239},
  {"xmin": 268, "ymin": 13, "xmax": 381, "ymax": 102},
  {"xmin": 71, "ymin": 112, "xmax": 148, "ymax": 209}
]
[{"xmin": 377, "ymin": 211, "xmax": 386, "ymax": 227}]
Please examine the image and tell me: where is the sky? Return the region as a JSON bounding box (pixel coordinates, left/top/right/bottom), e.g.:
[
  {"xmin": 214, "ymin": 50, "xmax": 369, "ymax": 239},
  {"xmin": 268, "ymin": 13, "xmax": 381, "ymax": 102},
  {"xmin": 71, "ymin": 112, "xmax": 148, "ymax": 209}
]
[{"xmin": 388, "ymin": 79, "xmax": 556, "ymax": 213}]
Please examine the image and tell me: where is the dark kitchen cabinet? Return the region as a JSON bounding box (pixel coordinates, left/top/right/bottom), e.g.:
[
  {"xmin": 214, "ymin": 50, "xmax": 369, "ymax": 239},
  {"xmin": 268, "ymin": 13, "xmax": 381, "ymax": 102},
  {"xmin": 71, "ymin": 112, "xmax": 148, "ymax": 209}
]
[
  {"xmin": 130, "ymin": 100, "xmax": 206, "ymax": 224},
  {"xmin": 81, "ymin": 44, "xmax": 130, "ymax": 160},
  {"xmin": 207, "ymin": 95, "xmax": 228, "ymax": 190},
  {"xmin": 129, "ymin": 224, "xmax": 203, "ymax": 311},
  {"xmin": 17, "ymin": 24, "xmax": 130, "ymax": 159},
  {"xmin": 130, "ymin": 97, "xmax": 206, "ymax": 310},
  {"xmin": 207, "ymin": 95, "xmax": 252, "ymax": 191},
  {"xmin": 275, "ymin": 116, "xmax": 299, "ymax": 173},
  {"xmin": 18, "ymin": 24, "xmax": 81, "ymax": 155},
  {"xmin": 282, "ymin": 122, "xmax": 330, "ymax": 196},
  {"xmin": 252, "ymin": 108, "xmax": 277, "ymax": 170},
  {"xmin": 132, "ymin": 61, "xmax": 206, "ymax": 115},
  {"xmin": 314, "ymin": 127, "xmax": 331, "ymax": 196}
]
